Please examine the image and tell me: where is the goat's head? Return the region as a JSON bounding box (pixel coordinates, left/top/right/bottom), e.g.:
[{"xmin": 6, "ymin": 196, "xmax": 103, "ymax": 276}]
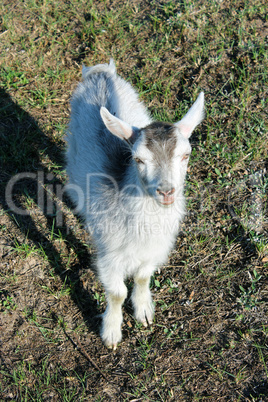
[{"xmin": 100, "ymin": 92, "xmax": 205, "ymax": 207}]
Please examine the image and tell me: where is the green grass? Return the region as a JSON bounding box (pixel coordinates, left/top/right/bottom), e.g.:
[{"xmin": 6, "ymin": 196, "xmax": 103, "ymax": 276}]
[{"xmin": 0, "ymin": 0, "xmax": 267, "ymax": 400}]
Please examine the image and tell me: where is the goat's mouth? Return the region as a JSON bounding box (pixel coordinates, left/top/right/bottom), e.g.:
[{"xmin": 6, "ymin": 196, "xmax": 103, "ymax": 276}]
[{"xmin": 158, "ymin": 195, "xmax": 175, "ymax": 206}]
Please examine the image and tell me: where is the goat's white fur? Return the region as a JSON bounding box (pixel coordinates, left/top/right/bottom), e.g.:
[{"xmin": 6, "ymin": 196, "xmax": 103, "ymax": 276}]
[{"xmin": 66, "ymin": 59, "xmax": 205, "ymax": 349}]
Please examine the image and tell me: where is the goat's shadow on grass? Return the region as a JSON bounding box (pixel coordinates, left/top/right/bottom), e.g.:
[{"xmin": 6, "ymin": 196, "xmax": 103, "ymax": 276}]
[{"xmin": 0, "ymin": 88, "xmax": 100, "ymax": 335}]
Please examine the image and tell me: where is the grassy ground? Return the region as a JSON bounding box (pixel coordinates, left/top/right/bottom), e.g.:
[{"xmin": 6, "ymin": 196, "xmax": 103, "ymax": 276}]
[{"xmin": 0, "ymin": 0, "xmax": 267, "ymax": 400}]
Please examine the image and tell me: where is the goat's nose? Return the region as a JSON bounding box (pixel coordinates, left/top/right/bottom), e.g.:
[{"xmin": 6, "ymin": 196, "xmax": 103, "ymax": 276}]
[{"xmin": 156, "ymin": 187, "xmax": 175, "ymax": 197}]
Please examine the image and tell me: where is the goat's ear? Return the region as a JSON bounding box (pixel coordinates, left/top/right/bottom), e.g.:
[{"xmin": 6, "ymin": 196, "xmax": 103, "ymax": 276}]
[
  {"xmin": 175, "ymin": 92, "xmax": 205, "ymax": 139},
  {"xmin": 100, "ymin": 107, "xmax": 134, "ymax": 141}
]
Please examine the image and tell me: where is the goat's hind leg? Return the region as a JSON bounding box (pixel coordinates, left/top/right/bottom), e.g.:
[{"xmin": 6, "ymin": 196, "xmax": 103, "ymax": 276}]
[
  {"xmin": 101, "ymin": 280, "xmax": 127, "ymax": 350},
  {"xmin": 131, "ymin": 271, "xmax": 155, "ymax": 327}
]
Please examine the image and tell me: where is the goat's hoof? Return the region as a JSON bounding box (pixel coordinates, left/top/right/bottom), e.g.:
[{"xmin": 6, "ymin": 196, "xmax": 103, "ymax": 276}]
[
  {"xmin": 134, "ymin": 304, "xmax": 154, "ymax": 327},
  {"xmin": 101, "ymin": 319, "xmax": 122, "ymax": 350},
  {"xmin": 142, "ymin": 318, "xmax": 153, "ymax": 328},
  {"xmin": 107, "ymin": 343, "xmax": 118, "ymax": 351},
  {"xmin": 103, "ymin": 338, "xmax": 120, "ymax": 351},
  {"xmin": 101, "ymin": 328, "xmax": 122, "ymax": 350}
]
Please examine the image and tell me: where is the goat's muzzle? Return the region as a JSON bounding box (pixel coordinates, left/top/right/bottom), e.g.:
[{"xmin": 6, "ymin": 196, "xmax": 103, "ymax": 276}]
[{"xmin": 156, "ymin": 187, "xmax": 175, "ymax": 206}]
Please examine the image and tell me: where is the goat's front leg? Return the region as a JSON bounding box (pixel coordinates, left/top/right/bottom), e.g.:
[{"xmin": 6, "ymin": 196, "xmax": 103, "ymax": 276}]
[
  {"xmin": 101, "ymin": 283, "xmax": 127, "ymax": 350},
  {"xmin": 131, "ymin": 273, "xmax": 155, "ymax": 327}
]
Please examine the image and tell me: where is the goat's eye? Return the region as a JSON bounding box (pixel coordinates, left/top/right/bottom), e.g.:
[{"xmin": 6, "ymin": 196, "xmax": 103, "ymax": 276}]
[
  {"xmin": 134, "ymin": 157, "xmax": 144, "ymax": 164},
  {"xmin": 181, "ymin": 153, "xmax": 190, "ymax": 161}
]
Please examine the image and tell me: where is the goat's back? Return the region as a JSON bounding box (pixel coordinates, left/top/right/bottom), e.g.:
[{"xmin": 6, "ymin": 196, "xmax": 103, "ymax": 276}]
[{"xmin": 66, "ymin": 61, "xmax": 151, "ymax": 199}]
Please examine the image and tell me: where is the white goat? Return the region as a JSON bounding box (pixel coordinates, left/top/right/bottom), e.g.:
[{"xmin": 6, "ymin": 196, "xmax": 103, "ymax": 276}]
[{"xmin": 66, "ymin": 59, "xmax": 205, "ymax": 349}]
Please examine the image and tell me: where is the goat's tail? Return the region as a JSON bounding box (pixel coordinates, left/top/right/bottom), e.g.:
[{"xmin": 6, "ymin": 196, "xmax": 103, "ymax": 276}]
[{"xmin": 82, "ymin": 59, "xmax": 116, "ymax": 80}]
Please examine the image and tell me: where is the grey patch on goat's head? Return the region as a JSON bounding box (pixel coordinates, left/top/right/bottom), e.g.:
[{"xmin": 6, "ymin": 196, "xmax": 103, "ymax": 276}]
[{"xmin": 143, "ymin": 122, "xmax": 177, "ymax": 164}]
